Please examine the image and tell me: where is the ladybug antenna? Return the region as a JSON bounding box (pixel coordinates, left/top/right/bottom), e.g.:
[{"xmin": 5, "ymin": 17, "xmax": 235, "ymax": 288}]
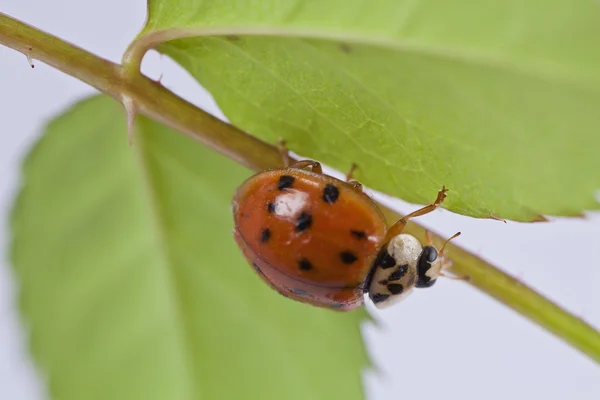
[{"xmin": 438, "ymin": 231, "xmax": 461, "ymax": 258}]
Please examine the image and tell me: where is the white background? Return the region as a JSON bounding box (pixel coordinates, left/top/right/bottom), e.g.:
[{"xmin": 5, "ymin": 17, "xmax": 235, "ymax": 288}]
[{"xmin": 1, "ymin": 1, "xmax": 599, "ymax": 399}]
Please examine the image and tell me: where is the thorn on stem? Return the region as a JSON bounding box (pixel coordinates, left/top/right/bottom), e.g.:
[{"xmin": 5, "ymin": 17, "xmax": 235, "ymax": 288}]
[{"xmin": 26, "ymin": 47, "xmax": 34, "ymax": 68}]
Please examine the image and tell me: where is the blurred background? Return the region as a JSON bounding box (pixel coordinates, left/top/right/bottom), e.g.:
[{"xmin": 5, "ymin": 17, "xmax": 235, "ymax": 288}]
[{"xmin": 1, "ymin": 1, "xmax": 599, "ymax": 399}]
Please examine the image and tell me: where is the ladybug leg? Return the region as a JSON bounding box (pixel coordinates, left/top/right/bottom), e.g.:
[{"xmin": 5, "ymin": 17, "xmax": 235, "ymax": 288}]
[
  {"xmin": 277, "ymin": 139, "xmax": 291, "ymax": 167},
  {"xmin": 440, "ymin": 270, "xmax": 469, "ymax": 281},
  {"xmin": 345, "ymin": 163, "xmax": 358, "ymax": 181},
  {"xmin": 348, "ymin": 181, "xmax": 363, "ymax": 191},
  {"xmin": 345, "ymin": 163, "xmax": 363, "ymax": 192},
  {"xmin": 277, "ymin": 139, "xmax": 323, "ymax": 173},
  {"xmin": 439, "ymin": 262, "xmax": 470, "ymax": 281},
  {"xmin": 425, "ymin": 230, "xmax": 434, "ymax": 246},
  {"xmin": 384, "ymin": 186, "xmax": 448, "ymax": 242},
  {"xmin": 288, "ymin": 160, "xmax": 323, "ymax": 174},
  {"xmin": 438, "ymin": 232, "xmax": 468, "ymax": 281}
]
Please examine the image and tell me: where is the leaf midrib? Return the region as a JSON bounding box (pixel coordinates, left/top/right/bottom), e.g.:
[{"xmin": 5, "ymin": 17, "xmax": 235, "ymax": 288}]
[
  {"xmin": 140, "ymin": 26, "xmax": 600, "ymax": 90},
  {"xmin": 132, "ymin": 128, "xmax": 199, "ymax": 399}
]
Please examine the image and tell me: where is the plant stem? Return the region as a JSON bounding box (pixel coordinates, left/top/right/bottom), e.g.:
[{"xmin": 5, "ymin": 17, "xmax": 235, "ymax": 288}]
[
  {"xmin": 0, "ymin": 12, "xmax": 279, "ymax": 171},
  {"xmin": 1, "ymin": 11, "xmax": 599, "ymax": 363}
]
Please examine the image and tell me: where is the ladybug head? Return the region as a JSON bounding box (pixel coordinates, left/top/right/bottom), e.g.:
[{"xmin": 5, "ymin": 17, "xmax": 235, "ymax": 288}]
[
  {"xmin": 415, "ymin": 230, "xmax": 462, "ymax": 289},
  {"xmin": 414, "ymin": 245, "xmax": 440, "ymax": 288}
]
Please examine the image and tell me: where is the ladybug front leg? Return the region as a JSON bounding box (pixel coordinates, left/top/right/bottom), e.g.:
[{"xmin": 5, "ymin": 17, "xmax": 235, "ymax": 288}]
[
  {"xmin": 345, "ymin": 163, "xmax": 357, "ymax": 181},
  {"xmin": 277, "ymin": 139, "xmax": 323, "ymax": 173},
  {"xmin": 384, "ymin": 186, "xmax": 448, "ymax": 242},
  {"xmin": 277, "ymin": 139, "xmax": 291, "ymax": 167},
  {"xmin": 289, "ymin": 160, "xmax": 323, "ymax": 174},
  {"xmin": 425, "ymin": 230, "xmax": 434, "ymax": 246},
  {"xmin": 436, "ymin": 231, "xmax": 469, "ymax": 281},
  {"xmin": 345, "ymin": 163, "xmax": 363, "ymax": 192},
  {"xmin": 347, "ymin": 181, "xmax": 363, "ymax": 191}
]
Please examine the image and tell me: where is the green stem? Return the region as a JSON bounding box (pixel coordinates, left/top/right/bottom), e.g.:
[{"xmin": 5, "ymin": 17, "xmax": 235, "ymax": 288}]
[
  {"xmin": 0, "ymin": 12, "xmax": 279, "ymax": 171},
  {"xmin": 2, "ymin": 11, "xmax": 599, "ymax": 363}
]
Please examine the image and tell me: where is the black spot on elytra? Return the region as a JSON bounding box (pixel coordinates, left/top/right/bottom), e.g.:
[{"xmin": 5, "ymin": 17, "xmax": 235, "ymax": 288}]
[
  {"xmin": 322, "ymin": 184, "xmax": 340, "ymax": 204},
  {"xmin": 387, "ymin": 283, "xmax": 404, "ymax": 295},
  {"xmin": 350, "ymin": 230, "xmax": 367, "ymax": 240},
  {"xmin": 375, "ymin": 251, "xmax": 396, "ymax": 269},
  {"xmin": 277, "ymin": 175, "xmax": 295, "ymax": 190},
  {"xmin": 260, "ymin": 228, "xmax": 271, "ymax": 243},
  {"xmin": 372, "ymin": 293, "xmax": 389, "ymax": 303},
  {"xmin": 295, "ymin": 212, "xmax": 313, "ymax": 232},
  {"xmin": 298, "ymin": 258, "xmax": 313, "ymax": 271},
  {"xmin": 340, "ymin": 251, "xmax": 358, "ymax": 264},
  {"xmin": 266, "ymin": 202, "xmax": 275, "ymax": 213},
  {"xmin": 388, "ymin": 264, "xmax": 409, "ymax": 281}
]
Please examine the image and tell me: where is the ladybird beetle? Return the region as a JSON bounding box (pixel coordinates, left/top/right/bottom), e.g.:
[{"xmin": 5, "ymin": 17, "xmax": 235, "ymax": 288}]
[{"xmin": 232, "ymin": 150, "xmax": 461, "ymax": 311}]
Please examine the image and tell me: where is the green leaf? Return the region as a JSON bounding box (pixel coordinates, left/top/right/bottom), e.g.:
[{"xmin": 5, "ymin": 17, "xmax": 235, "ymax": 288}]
[
  {"xmin": 11, "ymin": 95, "xmax": 369, "ymax": 400},
  {"xmin": 139, "ymin": 0, "xmax": 600, "ymax": 221}
]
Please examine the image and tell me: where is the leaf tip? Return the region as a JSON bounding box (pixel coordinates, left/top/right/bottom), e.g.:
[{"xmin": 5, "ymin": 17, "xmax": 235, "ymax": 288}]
[
  {"xmin": 487, "ymin": 214, "xmax": 507, "ymax": 223},
  {"xmin": 531, "ymin": 214, "xmax": 550, "ymax": 223},
  {"xmin": 566, "ymin": 211, "xmax": 588, "ymax": 220}
]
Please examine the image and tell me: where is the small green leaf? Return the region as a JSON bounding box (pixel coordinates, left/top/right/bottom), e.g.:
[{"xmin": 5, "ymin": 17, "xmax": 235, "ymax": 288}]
[
  {"xmin": 11, "ymin": 95, "xmax": 369, "ymax": 400},
  {"xmin": 139, "ymin": 0, "xmax": 600, "ymax": 221}
]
